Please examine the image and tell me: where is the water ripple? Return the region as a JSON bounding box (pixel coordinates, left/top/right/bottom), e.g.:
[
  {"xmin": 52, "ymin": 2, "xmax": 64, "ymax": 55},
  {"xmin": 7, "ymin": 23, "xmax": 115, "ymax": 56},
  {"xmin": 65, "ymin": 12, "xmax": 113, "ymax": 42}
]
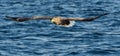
[{"xmin": 0, "ymin": 0, "xmax": 120, "ymax": 56}]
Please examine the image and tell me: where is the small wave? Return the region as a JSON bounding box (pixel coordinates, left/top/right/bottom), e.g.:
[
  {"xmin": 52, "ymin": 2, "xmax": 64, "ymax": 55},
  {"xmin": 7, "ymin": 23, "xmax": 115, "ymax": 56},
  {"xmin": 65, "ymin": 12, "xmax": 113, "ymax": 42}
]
[{"xmin": 86, "ymin": 49, "xmax": 117, "ymax": 54}]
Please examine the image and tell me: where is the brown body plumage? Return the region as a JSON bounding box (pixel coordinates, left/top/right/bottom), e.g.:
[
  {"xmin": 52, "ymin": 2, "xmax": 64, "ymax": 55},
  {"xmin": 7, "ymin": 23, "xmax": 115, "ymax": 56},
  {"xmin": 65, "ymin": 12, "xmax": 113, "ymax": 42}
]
[{"xmin": 51, "ymin": 17, "xmax": 70, "ymax": 26}]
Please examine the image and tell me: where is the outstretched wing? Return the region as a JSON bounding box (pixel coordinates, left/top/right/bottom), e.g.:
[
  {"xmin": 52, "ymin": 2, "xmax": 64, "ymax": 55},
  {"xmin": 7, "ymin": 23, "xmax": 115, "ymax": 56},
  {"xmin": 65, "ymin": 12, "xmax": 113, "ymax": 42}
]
[
  {"xmin": 5, "ymin": 16, "xmax": 53, "ymax": 22},
  {"xmin": 66, "ymin": 13, "xmax": 109, "ymax": 22},
  {"xmin": 5, "ymin": 13, "xmax": 109, "ymax": 22}
]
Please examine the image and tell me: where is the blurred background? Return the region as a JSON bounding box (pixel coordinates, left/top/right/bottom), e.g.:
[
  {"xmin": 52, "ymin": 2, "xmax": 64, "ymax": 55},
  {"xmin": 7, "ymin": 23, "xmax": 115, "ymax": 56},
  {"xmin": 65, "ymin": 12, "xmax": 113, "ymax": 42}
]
[{"xmin": 0, "ymin": 0, "xmax": 120, "ymax": 56}]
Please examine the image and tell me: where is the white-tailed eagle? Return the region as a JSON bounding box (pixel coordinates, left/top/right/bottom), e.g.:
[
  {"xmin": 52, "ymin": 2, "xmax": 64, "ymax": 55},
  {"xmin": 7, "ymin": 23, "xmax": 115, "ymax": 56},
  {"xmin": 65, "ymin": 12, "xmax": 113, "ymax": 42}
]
[{"xmin": 5, "ymin": 13, "xmax": 108, "ymax": 27}]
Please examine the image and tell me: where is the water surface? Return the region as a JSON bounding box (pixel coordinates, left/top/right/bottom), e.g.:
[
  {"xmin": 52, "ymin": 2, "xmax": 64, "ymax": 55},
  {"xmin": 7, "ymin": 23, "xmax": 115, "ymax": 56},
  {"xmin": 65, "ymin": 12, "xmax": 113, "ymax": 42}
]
[{"xmin": 0, "ymin": 0, "xmax": 120, "ymax": 56}]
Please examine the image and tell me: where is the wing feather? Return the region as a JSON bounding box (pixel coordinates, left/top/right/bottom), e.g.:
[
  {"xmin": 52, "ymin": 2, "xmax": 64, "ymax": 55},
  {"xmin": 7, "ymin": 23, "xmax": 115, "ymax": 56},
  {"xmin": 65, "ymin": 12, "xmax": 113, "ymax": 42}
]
[
  {"xmin": 32, "ymin": 16, "xmax": 53, "ymax": 20},
  {"xmin": 5, "ymin": 16, "xmax": 53, "ymax": 22},
  {"xmin": 66, "ymin": 13, "xmax": 109, "ymax": 22}
]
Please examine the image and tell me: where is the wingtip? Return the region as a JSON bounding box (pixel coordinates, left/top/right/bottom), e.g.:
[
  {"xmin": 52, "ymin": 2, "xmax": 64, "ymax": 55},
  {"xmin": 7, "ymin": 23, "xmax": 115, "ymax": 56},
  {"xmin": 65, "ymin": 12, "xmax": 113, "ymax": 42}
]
[
  {"xmin": 101, "ymin": 13, "xmax": 110, "ymax": 16},
  {"xmin": 102, "ymin": 13, "xmax": 109, "ymax": 16},
  {"xmin": 5, "ymin": 16, "xmax": 17, "ymax": 19},
  {"xmin": 5, "ymin": 16, "xmax": 11, "ymax": 19}
]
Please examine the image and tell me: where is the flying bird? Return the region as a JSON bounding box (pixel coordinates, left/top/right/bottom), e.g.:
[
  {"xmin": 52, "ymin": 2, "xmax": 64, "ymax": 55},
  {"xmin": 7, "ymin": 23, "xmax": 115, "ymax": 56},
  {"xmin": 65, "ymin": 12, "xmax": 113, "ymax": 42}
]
[{"xmin": 5, "ymin": 13, "xmax": 108, "ymax": 27}]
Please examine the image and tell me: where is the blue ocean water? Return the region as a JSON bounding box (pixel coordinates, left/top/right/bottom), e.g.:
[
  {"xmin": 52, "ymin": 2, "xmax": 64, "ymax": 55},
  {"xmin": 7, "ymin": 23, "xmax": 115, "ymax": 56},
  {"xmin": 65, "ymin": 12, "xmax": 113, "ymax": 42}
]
[{"xmin": 0, "ymin": 0, "xmax": 120, "ymax": 56}]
